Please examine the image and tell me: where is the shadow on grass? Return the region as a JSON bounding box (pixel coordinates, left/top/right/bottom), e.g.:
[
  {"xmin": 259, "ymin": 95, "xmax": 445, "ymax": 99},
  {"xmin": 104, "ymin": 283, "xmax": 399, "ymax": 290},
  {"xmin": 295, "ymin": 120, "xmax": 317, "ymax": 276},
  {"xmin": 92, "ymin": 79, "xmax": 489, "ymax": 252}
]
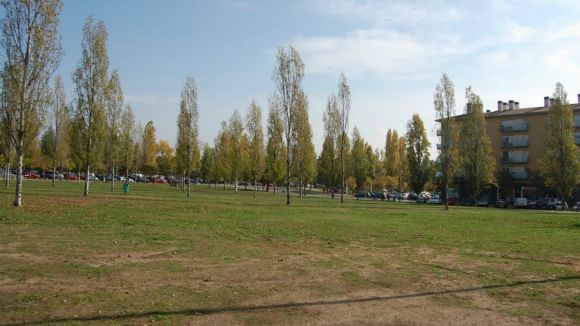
[{"xmin": 5, "ymin": 275, "xmax": 578, "ymax": 326}]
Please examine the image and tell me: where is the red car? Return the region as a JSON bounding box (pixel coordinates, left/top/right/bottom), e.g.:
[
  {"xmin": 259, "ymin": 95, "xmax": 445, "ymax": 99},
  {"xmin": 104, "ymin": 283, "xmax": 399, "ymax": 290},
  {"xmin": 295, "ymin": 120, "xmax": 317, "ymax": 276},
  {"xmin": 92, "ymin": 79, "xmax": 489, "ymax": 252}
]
[
  {"xmin": 64, "ymin": 173, "xmax": 81, "ymax": 181},
  {"xmin": 24, "ymin": 171, "xmax": 41, "ymax": 179},
  {"xmin": 152, "ymin": 178, "xmax": 166, "ymax": 184}
]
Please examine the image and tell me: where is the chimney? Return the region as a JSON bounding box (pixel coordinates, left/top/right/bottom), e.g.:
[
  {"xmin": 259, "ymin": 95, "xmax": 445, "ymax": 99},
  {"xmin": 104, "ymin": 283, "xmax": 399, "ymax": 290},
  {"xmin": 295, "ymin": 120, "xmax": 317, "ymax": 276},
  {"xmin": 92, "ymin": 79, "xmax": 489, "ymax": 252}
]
[
  {"xmin": 577, "ymin": 93, "xmax": 579, "ymax": 104},
  {"xmin": 544, "ymin": 96, "xmax": 549, "ymax": 107},
  {"xmin": 509, "ymin": 100, "xmax": 514, "ymax": 110},
  {"xmin": 550, "ymin": 98, "xmax": 555, "ymax": 107},
  {"xmin": 503, "ymin": 102, "xmax": 508, "ymax": 111},
  {"xmin": 514, "ymin": 101, "xmax": 519, "ymax": 110},
  {"xmin": 497, "ymin": 100, "xmax": 503, "ymax": 111}
]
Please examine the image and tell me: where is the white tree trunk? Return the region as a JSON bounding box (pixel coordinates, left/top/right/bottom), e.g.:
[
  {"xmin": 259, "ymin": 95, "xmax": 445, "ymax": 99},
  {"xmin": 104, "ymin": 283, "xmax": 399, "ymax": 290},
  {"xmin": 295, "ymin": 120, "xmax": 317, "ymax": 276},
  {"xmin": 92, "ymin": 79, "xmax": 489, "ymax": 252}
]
[
  {"xmin": 13, "ymin": 143, "xmax": 24, "ymax": 207},
  {"xmin": 84, "ymin": 165, "xmax": 90, "ymax": 196}
]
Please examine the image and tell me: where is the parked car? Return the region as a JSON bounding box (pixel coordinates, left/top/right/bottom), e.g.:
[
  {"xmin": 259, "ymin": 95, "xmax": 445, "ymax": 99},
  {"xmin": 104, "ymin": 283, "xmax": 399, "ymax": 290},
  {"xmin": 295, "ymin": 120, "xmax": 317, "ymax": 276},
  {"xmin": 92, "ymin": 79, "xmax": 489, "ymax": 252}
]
[
  {"xmin": 460, "ymin": 198, "xmax": 475, "ymax": 206},
  {"xmin": 477, "ymin": 199, "xmax": 489, "ymax": 207},
  {"xmin": 495, "ymin": 199, "xmax": 507, "ymax": 208},
  {"xmin": 24, "ymin": 170, "xmax": 41, "ymax": 179},
  {"xmin": 64, "ymin": 172, "xmax": 80, "ymax": 180},
  {"xmin": 428, "ymin": 195, "xmax": 441, "ymax": 204},
  {"xmin": 539, "ymin": 198, "xmax": 561, "ymax": 210},
  {"xmin": 447, "ymin": 198, "xmax": 457, "ymax": 206},
  {"xmin": 514, "ymin": 197, "xmax": 528, "ymax": 208}
]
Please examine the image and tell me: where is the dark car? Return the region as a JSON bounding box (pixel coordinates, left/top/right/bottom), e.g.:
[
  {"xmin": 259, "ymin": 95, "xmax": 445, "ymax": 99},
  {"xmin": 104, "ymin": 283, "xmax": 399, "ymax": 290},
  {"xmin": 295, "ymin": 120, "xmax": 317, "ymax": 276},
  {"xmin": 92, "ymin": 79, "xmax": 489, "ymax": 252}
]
[
  {"xmin": 460, "ymin": 198, "xmax": 475, "ymax": 206},
  {"xmin": 495, "ymin": 199, "xmax": 507, "ymax": 208}
]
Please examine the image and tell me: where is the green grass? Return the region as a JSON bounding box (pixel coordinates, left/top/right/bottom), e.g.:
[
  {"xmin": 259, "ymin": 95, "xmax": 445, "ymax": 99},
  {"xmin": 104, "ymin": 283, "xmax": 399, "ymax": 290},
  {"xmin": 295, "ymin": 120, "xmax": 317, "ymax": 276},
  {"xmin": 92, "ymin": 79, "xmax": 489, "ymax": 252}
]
[{"xmin": 0, "ymin": 181, "xmax": 579, "ymax": 325}]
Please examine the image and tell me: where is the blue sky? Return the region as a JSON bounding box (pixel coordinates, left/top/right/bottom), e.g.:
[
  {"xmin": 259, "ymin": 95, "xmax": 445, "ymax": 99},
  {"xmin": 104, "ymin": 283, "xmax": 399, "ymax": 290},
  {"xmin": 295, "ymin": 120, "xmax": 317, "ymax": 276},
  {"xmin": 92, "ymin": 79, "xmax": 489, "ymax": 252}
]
[{"xmin": 57, "ymin": 0, "xmax": 580, "ymax": 155}]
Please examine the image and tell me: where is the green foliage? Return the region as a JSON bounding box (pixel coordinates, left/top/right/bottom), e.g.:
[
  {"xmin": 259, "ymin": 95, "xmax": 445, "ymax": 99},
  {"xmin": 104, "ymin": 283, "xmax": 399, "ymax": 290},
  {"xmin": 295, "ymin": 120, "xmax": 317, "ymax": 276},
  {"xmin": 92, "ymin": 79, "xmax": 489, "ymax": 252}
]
[
  {"xmin": 406, "ymin": 114, "xmax": 431, "ymax": 194},
  {"xmin": 246, "ymin": 100, "xmax": 265, "ymax": 195},
  {"xmin": 175, "ymin": 75, "xmax": 200, "ymax": 184},
  {"xmin": 265, "ymin": 105, "xmax": 285, "ymax": 189},
  {"xmin": 141, "ymin": 121, "xmax": 157, "ymax": 174},
  {"xmin": 291, "ymin": 92, "xmax": 316, "ymax": 193},
  {"xmin": 350, "ymin": 127, "xmax": 368, "ymax": 191},
  {"xmin": 460, "ymin": 87, "xmax": 496, "ymax": 200},
  {"xmin": 539, "ymin": 83, "xmax": 580, "ymax": 202}
]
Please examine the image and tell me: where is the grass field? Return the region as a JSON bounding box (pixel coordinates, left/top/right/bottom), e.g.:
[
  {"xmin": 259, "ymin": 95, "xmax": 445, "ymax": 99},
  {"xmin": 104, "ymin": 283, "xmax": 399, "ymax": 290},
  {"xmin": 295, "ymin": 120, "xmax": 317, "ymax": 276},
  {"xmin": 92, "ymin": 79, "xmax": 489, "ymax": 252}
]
[{"xmin": 0, "ymin": 181, "xmax": 579, "ymax": 325}]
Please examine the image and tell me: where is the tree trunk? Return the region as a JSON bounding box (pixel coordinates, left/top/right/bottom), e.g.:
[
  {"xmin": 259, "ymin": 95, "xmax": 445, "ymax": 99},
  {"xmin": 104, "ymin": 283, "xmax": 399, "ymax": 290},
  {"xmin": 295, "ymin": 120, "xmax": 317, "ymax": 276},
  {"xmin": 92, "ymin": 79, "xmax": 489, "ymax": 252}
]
[
  {"xmin": 4, "ymin": 161, "xmax": 10, "ymax": 189},
  {"xmin": 444, "ymin": 183, "xmax": 449, "ymax": 210},
  {"xmin": 187, "ymin": 169, "xmax": 191, "ymax": 198},
  {"xmin": 111, "ymin": 166, "xmax": 115, "ymax": 191},
  {"xmin": 52, "ymin": 166, "xmax": 56, "ymax": 187},
  {"xmin": 77, "ymin": 167, "xmax": 80, "ymax": 184},
  {"xmin": 340, "ymin": 135, "xmax": 345, "ymax": 204},
  {"xmin": 299, "ymin": 171, "xmax": 303, "ymax": 198},
  {"xmin": 13, "ymin": 143, "xmax": 24, "ymax": 207},
  {"xmin": 254, "ymin": 175, "xmax": 257, "ymax": 198},
  {"xmin": 84, "ymin": 164, "xmax": 90, "ymax": 196},
  {"xmin": 286, "ymin": 150, "xmax": 290, "ymax": 205}
]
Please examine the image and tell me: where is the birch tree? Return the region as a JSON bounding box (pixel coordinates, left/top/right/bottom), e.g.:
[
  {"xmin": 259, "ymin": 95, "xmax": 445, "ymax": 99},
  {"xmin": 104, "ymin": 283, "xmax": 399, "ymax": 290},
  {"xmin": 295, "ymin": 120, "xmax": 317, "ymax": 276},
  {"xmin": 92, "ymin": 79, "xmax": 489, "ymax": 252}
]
[
  {"xmin": 48, "ymin": 75, "xmax": 69, "ymax": 186},
  {"xmin": 1, "ymin": 0, "xmax": 63, "ymax": 206},
  {"xmin": 176, "ymin": 76, "xmax": 199, "ymax": 197},
  {"xmin": 336, "ymin": 74, "xmax": 351, "ymax": 203},
  {"xmin": 214, "ymin": 121, "xmax": 230, "ymax": 189},
  {"xmin": 71, "ymin": 16, "xmax": 109, "ymax": 197},
  {"xmin": 434, "ymin": 73, "xmax": 459, "ymax": 210},
  {"xmin": 272, "ymin": 45, "xmax": 304, "ymax": 205},
  {"xmin": 246, "ymin": 100, "xmax": 265, "ymax": 197},
  {"xmin": 539, "ymin": 83, "xmax": 580, "ymax": 207},
  {"xmin": 460, "ymin": 87, "xmax": 495, "ymax": 203}
]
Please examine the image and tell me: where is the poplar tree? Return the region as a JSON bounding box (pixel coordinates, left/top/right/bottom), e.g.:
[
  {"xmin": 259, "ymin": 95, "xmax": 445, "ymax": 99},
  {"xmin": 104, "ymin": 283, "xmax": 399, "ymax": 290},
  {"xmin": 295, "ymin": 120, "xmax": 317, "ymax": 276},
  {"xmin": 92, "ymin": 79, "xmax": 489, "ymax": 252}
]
[
  {"xmin": 228, "ymin": 110, "xmax": 244, "ymax": 192},
  {"xmin": 246, "ymin": 100, "xmax": 265, "ymax": 197},
  {"xmin": 214, "ymin": 121, "xmax": 231, "ymax": 189},
  {"xmin": 1, "ymin": 0, "xmax": 63, "ymax": 206},
  {"xmin": 265, "ymin": 104, "xmax": 285, "ymax": 194},
  {"xmin": 406, "ymin": 114, "xmax": 431, "ymax": 196},
  {"xmin": 434, "ymin": 73, "xmax": 459, "ymax": 210},
  {"xmin": 71, "ymin": 17, "xmax": 109, "ymax": 197},
  {"xmin": 322, "ymin": 95, "xmax": 339, "ymax": 198},
  {"xmin": 119, "ymin": 104, "xmax": 135, "ymax": 179},
  {"xmin": 51, "ymin": 76, "xmax": 69, "ymax": 185},
  {"xmin": 337, "ymin": 74, "xmax": 351, "ymax": 203},
  {"xmin": 460, "ymin": 87, "xmax": 495, "ymax": 203},
  {"xmin": 142, "ymin": 121, "xmax": 157, "ymax": 174},
  {"xmin": 539, "ymin": 83, "xmax": 580, "ymax": 207},
  {"xmin": 351, "ymin": 127, "xmax": 368, "ymax": 191},
  {"xmin": 200, "ymin": 144, "xmax": 216, "ymax": 188},
  {"xmin": 176, "ymin": 76, "xmax": 199, "ymax": 197},
  {"xmin": 291, "ymin": 91, "xmax": 316, "ymax": 197},
  {"xmin": 104, "ymin": 70, "xmax": 123, "ymax": 190},
  {"xmin": 272, "ymin": 45, "xmax": 304, "ymax": 205}
]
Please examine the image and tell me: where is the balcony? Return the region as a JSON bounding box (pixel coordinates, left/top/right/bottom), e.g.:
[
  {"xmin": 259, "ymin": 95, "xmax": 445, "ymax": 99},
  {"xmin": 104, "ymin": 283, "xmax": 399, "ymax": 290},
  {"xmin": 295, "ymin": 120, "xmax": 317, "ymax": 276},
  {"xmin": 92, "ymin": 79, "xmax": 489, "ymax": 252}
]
[
  {"xmin": 500, "ymin": 156, "xmax": 529, "ymax": 164},
  {"xmin": 509, "ymin": 170, "xmax": 529, "ymax": 179},
  {"xmin": 501, "ymin": 140, "xmax": 529, "ymax": 148},
  {"xmin": 575, "ymin": 116, "xmax": 580, "ymax": 128},
  {"xmin": 500, "ymin": 123, "xmax": 528, "ymax": 132}
]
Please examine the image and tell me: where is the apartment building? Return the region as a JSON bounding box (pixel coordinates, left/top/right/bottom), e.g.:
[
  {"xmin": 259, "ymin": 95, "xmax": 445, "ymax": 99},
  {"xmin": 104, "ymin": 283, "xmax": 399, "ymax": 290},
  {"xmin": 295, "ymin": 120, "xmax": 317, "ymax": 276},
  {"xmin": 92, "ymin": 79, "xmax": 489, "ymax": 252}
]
[{"xmin": 441, "ymin": 94, "xmax": 580, "ymax": 201}]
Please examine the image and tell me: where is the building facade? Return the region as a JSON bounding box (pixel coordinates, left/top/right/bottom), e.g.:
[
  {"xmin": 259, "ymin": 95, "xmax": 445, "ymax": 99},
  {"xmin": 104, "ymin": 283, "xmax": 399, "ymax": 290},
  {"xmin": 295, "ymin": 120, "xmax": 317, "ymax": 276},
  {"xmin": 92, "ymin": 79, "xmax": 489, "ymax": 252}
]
[{"xmin": 440, "ymin": 94, "xmax": 580, "ymax": 201}]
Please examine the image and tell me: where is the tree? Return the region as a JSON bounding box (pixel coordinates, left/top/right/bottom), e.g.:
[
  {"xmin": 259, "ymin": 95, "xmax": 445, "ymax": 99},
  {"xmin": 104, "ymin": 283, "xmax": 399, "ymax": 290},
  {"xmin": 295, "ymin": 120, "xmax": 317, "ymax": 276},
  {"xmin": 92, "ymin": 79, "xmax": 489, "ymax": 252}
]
[
  {"xmin": 291, "ymin": 91, "xmax": 316, "ymax": 197},
  {"xmin": 119, "ymin": 104, "xmax": 135, "ymax": 178},
  {"xmin": 104, "ymin": 69, "xmax": 123, "ymax": 191},
  {"xmin": 228, "ymin": 110, "xmax": 244, "ymax": 192},
  {"xmin": 214, "ymin": 121, "xmax": 230, "ymax": 188},
  {"xmin": 406, "ymin": 114, "xmax": 431, "ymax": 196},
  {"xmin": 71, "ymin": 16, "xmax": 109, "ymax": 197},
  {"xmin": 272, "ymin": 45, "xmax": 304, "ymax": 205},
  {"xmin": 0, "ymin": 84, "xmax": 14, "ymax": 189},
  {"xmin": 384, "ymin": 129, "xmax": 398, "ymax": 177},
  {"xmin": 350, "ymin": 127, "xmax": 368, "ymax": 191},
  {"xmin": 175, "ymin": 76, "xmax": 200, "ymax": 197},
  {"xmin": 434, "ymin": 73, "xmax": 459, "ymax": 210},
  {"xmin": 336, "ymin": 73, "xmax": 351, "ymax": 203},
  {"xmin": 539, "ymin": 83, "xmax": 580, "ymax": 207},
  {"xmin": 265, "ymin": 104, "xmax": 285, "ymax": 194},
  {"xmin": 142, "ymin": 121, "xmax": 157, "ymax": 174},
  {"xmin": 395, "ymin": 135, "xmax": 407, "ymax": 200},
  {"xmin": 1, "ymin": 0, "xmax": 63, "ymax": 206},
  {"xmin": 460, "ymin": 87, "xmax": 496, "ymax": 203},
  {"xmin": 200, "ymin": 144, "xmax": 215, "ymax": 188},
  {"xmin": 246, "ymin": 100, "xmax": 265, "ymax": 197},
  {"xmin": 156, "ymin": 140, "xmax": 174, "ymax": 176},
  {"xmin": 321, "ymin": 95, "xmax": 340, "ymax": 197},
  {"xmin": 48, "ymin": 75, "xmax": 69, "ymax": 186}
]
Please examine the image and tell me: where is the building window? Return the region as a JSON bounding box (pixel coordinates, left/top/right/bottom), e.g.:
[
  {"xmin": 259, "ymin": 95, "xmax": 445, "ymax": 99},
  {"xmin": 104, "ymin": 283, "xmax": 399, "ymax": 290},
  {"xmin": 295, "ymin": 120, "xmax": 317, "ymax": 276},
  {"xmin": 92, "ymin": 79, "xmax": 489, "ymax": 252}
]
[
  {"xmin": 575, "ymin": 115, "xmax": 580, "ymax": 128},
  {"xmin": 500, "ymin": 119, "xmax": 528, "ymax": 132},
  {"xmin": 575, "ymin": 132, "xmax": 580, "ymax": 145},
  {"xmin": 501, "ymin": 135, "xmax": 529, "ymax": 147},
  {"xmin": 501, "ymin": 151, "xmax": 529, "ymax": 163}
]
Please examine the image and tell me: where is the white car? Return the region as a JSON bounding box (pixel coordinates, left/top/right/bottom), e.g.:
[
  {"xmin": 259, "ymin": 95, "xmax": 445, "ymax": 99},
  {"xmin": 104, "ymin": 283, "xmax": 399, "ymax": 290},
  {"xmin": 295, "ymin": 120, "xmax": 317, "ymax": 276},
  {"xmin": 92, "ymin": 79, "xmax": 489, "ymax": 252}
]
[{"xmin": 429, "ymin": 195, "xmax": 441, "ymax": 204}]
